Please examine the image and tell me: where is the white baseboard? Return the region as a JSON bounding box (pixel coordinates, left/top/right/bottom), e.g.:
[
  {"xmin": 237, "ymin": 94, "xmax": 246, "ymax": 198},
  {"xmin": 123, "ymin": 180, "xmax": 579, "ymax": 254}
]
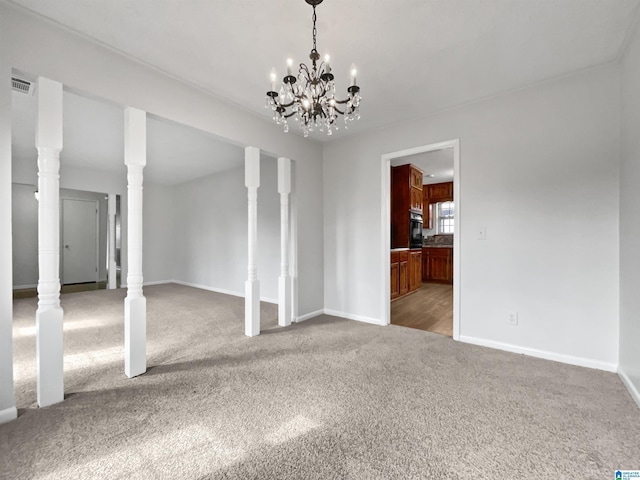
[
  {"xmin": 143, "ymin": 280, "xmax": 172, "ymax": 286},
  {"xmin": 13, "ymin": 284, "xmax": 37, "ymax": 290},
  {"xmin": 459, "ymin": 335, "xmax": 618, "ymax": 372},
  {"xmin": 171, "ymin": 280, "xmax": 278, "ymax": 304},
  {"xmin": 619, "ymin": 368, "xmax": 640, "ymax": 409},
  {"xmin": 296, "ymin": 309, "xmax": 324, "ymax": 323},
  {"xmin": 0, "ymin": 406, "xmax": 17, "ymax": 425},
  {"xmin": 323, "ymin": 309, "xmax": 386, "ymax": 326}
]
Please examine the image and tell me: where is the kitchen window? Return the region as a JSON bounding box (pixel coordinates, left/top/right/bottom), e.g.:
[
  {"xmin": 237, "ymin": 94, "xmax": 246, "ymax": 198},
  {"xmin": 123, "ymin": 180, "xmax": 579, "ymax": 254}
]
[{"xmin": 438, "ymin": 201, "xmax": 454, "ymax": 234}]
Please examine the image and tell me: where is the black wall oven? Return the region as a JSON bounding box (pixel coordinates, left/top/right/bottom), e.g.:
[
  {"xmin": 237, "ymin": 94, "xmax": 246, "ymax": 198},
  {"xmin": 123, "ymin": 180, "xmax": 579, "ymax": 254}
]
[{"xmin": 410, "ymin": 212, "xmax": 423, "ymax": 249}]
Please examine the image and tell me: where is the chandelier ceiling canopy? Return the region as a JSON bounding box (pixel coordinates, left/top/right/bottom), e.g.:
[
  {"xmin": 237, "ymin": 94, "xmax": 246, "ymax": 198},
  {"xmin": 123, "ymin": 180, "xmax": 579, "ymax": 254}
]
[{"xmin": 266, "ymin": 0, "xmax": 361, "ymax": 137}]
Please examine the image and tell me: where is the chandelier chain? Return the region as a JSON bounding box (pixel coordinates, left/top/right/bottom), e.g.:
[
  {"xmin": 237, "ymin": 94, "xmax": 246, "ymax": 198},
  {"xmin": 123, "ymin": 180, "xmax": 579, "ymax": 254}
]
[{"xmin": 312, "ymin": 5, "xmax": 317, "ymax": 52}]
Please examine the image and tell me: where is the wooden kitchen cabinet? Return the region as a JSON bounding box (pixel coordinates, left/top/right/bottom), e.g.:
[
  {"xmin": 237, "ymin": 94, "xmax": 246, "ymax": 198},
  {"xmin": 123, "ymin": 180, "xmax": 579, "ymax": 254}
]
[
  {"xmin": 410, "ymin": 187, "xmax": 423, "ymax": 212},
  {"xmin": 426, "ymin": 182, "xmax": 453, "ymax": 203},
  {"xmin": 398, "ymin": 250, "xmax": 409, "ymax": 296},
  {"xmin": 410, "ymin": 167, "xmax": 423, "ymax": 189},
  {"xmin": 399, "ymin": 259, "xmax": 409, "ymax": 296},
  {"xmin": 422, "ymin": 247, "xmax": 453, "ymax": 284},
  {"xmin": 391, "ymin": 164, "xmax": 423, "ymax": 248},
  {"xmin": 423, "ymin": 181, "xmax": 453, "ymax": 229},
  {"xmin": 391, "ymin": 250, "xmax": 410, "ymax": 299},
  {"xmin": 390, "ymin": 252, "xmax": 400, "ymax": 299},
  {"xmin": 409, "ymin": 250, "xmax": 422, "ymax": 292},
  {"xmin": 423, "ymin": 199, "xmax": 433, "ymax": 230},
  {"xmin": 391, "ymin": 249, "xmax": 419, "ymax": 300}
]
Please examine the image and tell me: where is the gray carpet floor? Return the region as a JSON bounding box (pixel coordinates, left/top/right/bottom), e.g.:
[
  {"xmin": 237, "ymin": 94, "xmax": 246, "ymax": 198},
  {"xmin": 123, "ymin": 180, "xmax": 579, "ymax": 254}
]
[{"xmin": 1, "ymin": 283, "xmax": 639, "ymax": 479}]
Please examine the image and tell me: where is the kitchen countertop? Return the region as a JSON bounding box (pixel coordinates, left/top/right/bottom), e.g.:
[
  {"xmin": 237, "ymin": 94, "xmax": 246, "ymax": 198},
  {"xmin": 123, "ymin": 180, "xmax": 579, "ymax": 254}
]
[{"xmin": 391, "ymin": 246, "xmax": 453, "ymax": 251}]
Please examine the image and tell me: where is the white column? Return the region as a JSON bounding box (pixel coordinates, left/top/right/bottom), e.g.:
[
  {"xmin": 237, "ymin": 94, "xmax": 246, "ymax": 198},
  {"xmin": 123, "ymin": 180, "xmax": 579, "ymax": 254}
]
[
  {"xmin": 245, "ymin": 147, "xmax": 260, "ymax": 337},
  {"xmin": 35, "ymin": 77, "xmax": 64, "ymax": 408},
  {"xmin": 107, "ymin": 194, "xmax": 117, "ymax": 289},
  {"xmin": 124, "ymin": 108, "xmax": 146, "ymax": 378},
  {"xmin": 278, "ymin": 157, "xmax": 292, "ymax": 327},
  {"xmin": 290, "ymin": 163, "xmax": 299, "ymax": 323}
]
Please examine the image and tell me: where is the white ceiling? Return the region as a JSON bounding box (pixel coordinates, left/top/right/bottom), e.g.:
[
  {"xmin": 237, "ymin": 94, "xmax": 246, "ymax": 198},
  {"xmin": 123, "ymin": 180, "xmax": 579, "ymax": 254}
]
[
  {"xmin": 12, "ymin": 89, "xmax": 247, "ymax": 185},
  {"xmin": 391, "ymin": 148, "xmax": 454, "ymax": 184},
  {"xmin": 6, "ymin": 0, "xmax": 640, "ymax": 142}
]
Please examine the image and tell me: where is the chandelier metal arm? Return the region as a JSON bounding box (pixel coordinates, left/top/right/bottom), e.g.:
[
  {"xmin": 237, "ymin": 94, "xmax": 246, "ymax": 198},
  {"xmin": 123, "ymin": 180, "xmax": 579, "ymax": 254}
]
[{"xmin": 278, "ymin": 100, "xmax": 297, "ymax": 109}]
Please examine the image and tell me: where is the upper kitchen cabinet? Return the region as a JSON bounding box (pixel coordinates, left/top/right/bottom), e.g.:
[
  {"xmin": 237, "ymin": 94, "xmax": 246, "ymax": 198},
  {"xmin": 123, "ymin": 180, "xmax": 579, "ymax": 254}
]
[
  {"xmin": 410, "ymin": 187, "xmax": 423, "ymax": 212},
  {"xmin": 392, "ymin": 164, "xmax": 423, "ymax": 213},
  {"xmin": 425, "ymin": 182, "xmax": 453, "ymax": 203},
  {"xmin": 423, "ymin": 181, "xmax": 453, "ymax": 229},
  {"xmin": 409, "ymin": 167, "xmax": 423, "ymax": 189},
  {"xmin": 391, "ymin": 164, "xmax": 424, "ymax": 248}
]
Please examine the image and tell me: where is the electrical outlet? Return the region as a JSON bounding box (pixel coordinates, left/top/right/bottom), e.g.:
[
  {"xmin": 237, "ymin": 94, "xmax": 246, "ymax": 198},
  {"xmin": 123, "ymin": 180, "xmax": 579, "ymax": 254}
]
[{"xmin": 508, "ymin": 312, "xmax": 518, "ymax": 326}]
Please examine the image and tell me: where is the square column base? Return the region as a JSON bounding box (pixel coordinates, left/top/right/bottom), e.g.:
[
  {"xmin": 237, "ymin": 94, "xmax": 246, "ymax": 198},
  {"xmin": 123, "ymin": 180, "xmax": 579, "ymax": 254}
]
[
  {"xmin": 0, "ymin": 406, "xmax": 17, "ymax": 425},
  {"xmin": 245, "ymin": 280, "xmax": 260, "ymax": 337},
  {"xmin": 278, "ymin": 275, "xmax": 292, "ymax": 327},
  {"xmin": 108, "ymin": 273, "xmax": 117, "ymax": 290},
  {"xmin": 125, "ymin": 295, "xmax": 146, "ymax": 378},
  {"xmin": 36, "ymin": 306, "xmax": 64, "ymax": 407}
]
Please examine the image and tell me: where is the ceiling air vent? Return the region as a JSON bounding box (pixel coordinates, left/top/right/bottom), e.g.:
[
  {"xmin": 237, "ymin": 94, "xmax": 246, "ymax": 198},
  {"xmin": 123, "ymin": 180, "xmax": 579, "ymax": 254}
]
[{"xmin": 12, "ymin": 77, "xmax": 34, "ymax": 95}]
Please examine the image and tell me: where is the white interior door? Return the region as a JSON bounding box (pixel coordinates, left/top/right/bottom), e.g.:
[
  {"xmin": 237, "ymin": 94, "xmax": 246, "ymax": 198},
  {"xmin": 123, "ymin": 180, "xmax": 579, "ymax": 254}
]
[{"xmin": 62, "ymin": 198, "xmax": 98, "ymax": 285}]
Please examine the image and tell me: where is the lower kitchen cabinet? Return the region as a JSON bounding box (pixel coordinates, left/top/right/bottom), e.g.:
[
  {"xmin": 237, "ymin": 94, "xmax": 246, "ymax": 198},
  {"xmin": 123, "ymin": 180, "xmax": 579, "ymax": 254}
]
[
  {"xmin": 409, "ymin": 250, "xmax": 422, "ymax": 292},
  {"xmin": 422, "ymin": 247, "xmax": 453, "ymax": 284},
  {"xmin": 391, "ymin": 249, "xmax": 421, "ymax": 300},
  {"xmin": 391, "ymin": 260, "xmax": 399, "ymax": 299}
]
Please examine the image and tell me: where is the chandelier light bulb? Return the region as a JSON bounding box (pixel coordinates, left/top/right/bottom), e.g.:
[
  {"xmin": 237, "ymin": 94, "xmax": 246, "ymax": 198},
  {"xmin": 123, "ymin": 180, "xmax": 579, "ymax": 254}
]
[
  {"xmin": 350, "ymin": 64, "xmax": 357, "ymax": 86},
  {"xmin": 270, "ymin": 68, "xmax": 277, "ymax": 90},
  {"xmin": 286, "ymin": 58, "xmax": 294, "ymax": 76},
  {"xmin": 302, "ymin": 98, "xmax": 310, "ymax": 110},
  {"xmin": 324, "ymin": 54, "xmax": 331, "ymax": 72}
]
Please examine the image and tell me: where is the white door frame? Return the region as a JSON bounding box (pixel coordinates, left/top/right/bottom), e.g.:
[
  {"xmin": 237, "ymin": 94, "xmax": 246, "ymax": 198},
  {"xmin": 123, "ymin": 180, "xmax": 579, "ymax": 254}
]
[
  {"xmin": 381, "ymin": 139, "xmax": 461, "ymax": 340},
  {"xmin": 61, "ymin": 197, "xmax": 100, "ymax": 285}
]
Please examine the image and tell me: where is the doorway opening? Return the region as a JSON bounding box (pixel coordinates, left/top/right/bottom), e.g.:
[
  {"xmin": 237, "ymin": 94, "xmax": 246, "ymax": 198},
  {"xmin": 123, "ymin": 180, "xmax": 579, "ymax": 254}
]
[
  {"xmin": 381, "ymin": 139, "xmax": 461, "ymax": 340},
  {"xmin": 11, "ymin": 185, "xmax": 121, "ymax": 299}
]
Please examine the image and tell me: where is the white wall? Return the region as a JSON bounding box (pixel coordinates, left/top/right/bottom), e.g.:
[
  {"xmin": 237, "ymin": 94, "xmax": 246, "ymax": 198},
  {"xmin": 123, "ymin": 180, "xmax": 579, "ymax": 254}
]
[
  {"xmin": 324, "ymin": 64, "xmax": 620, "ymax": 370},
  {"xmin": 173, "ymin": 160, "xmax": 280, "ymax": 302},
  {"xmin": 619, "ymin": 20, "xmax": 640, "ymax": 405},
  {"xmin": 11, "ymin": 183, "xmax": 38, "ymax": 287},
  {"xmin": 0, "ymin": 19, "xmax": 17, "ymax": 421},
  {"xmin": 143, "ymin": 183, "xmax": 175, "ymax": 285}
]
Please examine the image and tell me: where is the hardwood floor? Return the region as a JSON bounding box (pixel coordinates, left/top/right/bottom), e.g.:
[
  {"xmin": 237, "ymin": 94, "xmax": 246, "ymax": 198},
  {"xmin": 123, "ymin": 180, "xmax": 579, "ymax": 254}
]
[
  {"xmin": 391, "ymin": 282, "xmax": 453, "ymax": 336},
  {"xmin": 13, "ymin": 281, "xmax": 108, "ymax": 299}
]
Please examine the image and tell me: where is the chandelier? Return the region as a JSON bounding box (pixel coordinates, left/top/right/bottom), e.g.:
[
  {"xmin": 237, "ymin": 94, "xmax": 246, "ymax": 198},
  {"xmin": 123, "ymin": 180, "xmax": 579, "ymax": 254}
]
[{"xmin": 266, "ymin": 0, "xmax": 361, "ymax": 137}]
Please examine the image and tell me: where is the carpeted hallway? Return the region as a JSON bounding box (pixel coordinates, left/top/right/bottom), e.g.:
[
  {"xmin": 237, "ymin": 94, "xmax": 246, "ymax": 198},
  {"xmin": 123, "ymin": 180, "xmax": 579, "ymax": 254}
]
[{"xmin": 2, "ymin": 283, "xmax": 639, "ymax": 479}]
